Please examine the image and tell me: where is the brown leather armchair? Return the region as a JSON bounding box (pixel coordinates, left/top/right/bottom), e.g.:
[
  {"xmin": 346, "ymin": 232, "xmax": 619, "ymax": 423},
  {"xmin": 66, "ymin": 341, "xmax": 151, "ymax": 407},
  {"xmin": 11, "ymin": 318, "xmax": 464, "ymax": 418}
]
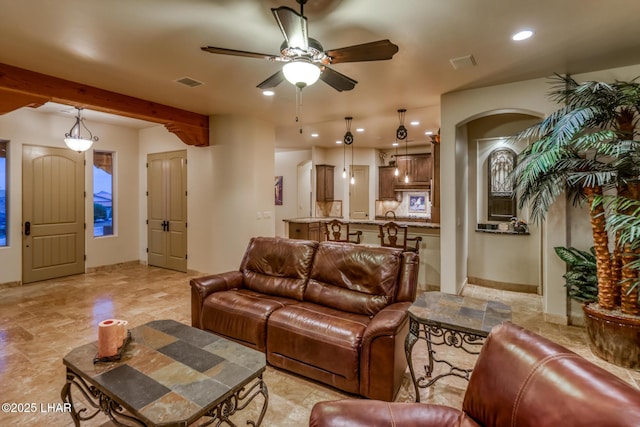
[{"xmin": 309, "ymin": 322, "xmax": 640, "ymax": 427}]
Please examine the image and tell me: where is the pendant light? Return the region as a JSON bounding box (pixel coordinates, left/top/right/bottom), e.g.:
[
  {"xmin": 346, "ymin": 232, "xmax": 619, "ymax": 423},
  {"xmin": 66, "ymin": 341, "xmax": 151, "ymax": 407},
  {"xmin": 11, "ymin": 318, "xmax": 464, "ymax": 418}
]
[
  {"xmin": 396, "ymin": 109, "xmax": 409, "ymax": 183},
  {"xmin": 342, "ymin": 140, "xmax": 347, "ymax": 179},
  {"xmin": 343, "ymin": 117, "xmax": 355, "ymax": 184},
  {"xmin": 393, "ymin": 141, "xmax": 399, "ymax": 176},
  {"xmin": 64, "ymin": 107, "xmax": 99, "ymax": 152}
]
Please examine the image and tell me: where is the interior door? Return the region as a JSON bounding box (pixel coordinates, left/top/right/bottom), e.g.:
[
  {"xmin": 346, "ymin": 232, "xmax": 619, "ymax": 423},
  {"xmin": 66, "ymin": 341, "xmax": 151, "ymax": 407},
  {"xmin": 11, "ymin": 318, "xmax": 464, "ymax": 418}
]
[
  {"xmin": 22, "ymin": 145, "xmax": 85, "ymax": 283},
  {"xmin": 349, "ymin": 165, "xmax": 369, "ymax": 220},
  {"xmin": 147, "ymin": 150, "xmax": 187, "ymax": 272}
]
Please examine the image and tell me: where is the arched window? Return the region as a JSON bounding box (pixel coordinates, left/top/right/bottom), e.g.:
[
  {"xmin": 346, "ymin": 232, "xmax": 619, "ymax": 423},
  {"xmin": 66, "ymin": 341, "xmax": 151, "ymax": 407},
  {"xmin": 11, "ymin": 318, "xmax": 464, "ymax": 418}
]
[{"xmin": 488, "ymin": 148, "xmax": 517, "ymax": 221}]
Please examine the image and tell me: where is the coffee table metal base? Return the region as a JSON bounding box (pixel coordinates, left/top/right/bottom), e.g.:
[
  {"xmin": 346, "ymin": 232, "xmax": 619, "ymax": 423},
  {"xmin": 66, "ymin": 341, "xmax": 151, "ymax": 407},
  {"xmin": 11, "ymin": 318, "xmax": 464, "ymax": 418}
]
[
  {"xmin": 61, "ymin": 368, "xmax": 269, "ymax": 427},
  {"xmin": 404, "ymin": 292, "xmax": 512, "ymax": 402},
  {"xmin": 405, "ymin": 318, "xmax": 485, "ymax": 402}
]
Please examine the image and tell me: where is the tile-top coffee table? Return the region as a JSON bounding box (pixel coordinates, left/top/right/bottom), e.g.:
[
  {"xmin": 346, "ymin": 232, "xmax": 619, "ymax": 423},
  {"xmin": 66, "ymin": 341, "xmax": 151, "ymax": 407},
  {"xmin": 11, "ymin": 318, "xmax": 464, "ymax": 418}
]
[
  {"xmin": 405, "ymin": 292, "xmax": 511, "ymax": 402},
  {"xmin": 61, "ymin": 319, "xmax": 268, "ymax": 426}
]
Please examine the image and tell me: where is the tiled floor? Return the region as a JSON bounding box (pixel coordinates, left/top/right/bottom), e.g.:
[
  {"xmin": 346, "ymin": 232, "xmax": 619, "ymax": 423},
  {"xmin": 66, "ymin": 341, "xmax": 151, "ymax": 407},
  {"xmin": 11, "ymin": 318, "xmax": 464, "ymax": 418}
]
[{"xmin": 1, "ymin": 263, "xmax": 638, "ymax": 426}]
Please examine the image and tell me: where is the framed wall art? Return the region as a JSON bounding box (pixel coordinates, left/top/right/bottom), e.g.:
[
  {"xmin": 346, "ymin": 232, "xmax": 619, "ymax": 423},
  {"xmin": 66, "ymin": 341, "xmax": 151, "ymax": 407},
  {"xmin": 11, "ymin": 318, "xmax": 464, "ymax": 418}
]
[
  {"xmin": 408, "ymin": 193, "xmax": 427, "ymax": 213},
  {"xmin": 274, "ymin": 176, "xmax": 283, "ymax": 205}
]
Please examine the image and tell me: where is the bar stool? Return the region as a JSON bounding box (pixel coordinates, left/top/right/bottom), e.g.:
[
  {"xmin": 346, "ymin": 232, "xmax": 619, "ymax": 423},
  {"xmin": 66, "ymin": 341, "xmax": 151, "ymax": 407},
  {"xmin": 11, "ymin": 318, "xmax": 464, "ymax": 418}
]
[
  {"xmin": 324, "ymin": 220, "xmax": 362, "ymax": 244},
  {"xmin": 378, "ymin": 221, "xmax": 422, "ymax": 254}
]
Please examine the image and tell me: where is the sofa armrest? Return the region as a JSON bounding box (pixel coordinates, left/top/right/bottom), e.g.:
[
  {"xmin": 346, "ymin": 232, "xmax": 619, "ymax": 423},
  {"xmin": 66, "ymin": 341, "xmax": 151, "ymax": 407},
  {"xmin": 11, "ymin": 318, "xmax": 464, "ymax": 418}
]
[
  {"xmin": 362, "ymin": 301, "xmax": 411, "ymax": 342},
  {"xmin": 190, "ymin": 271, "xmax": 243, "ymax": 328},
  {"xmin": 309, "ymin": 400, "xmax": 474, "ymax": 427},
  {"xmin": 359, "ymin": 301, "xmax": 411, "ymax": 400}
]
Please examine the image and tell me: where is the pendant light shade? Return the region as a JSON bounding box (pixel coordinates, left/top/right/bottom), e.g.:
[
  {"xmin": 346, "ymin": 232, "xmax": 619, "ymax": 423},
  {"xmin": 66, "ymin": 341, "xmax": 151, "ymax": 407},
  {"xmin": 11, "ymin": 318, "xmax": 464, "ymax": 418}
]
[
  {"xmin": 64, "ymin": 108, "xmax": 98, "ymax": 152},
  {"xmin": 283, "ymin": 59, "xmax": 321, "ymax": 88},
  {"xmin": 396, "ymin": 109, "xmax": 409, "ymax": 183},
  {"xmin": 343, "ymin": 117, "xmax": 355, "ymax": 184}
]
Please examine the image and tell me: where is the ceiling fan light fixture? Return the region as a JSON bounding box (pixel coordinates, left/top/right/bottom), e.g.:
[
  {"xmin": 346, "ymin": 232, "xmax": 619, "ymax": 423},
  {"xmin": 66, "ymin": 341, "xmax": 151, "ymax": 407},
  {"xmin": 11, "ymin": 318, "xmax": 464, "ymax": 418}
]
[
  {"xmin": 283, "ymin": 58, "xmax": 320, "ymax": 88},
  {"xmin": 64, "ymin": 108, "xmax": 98, "ymax": 152}
]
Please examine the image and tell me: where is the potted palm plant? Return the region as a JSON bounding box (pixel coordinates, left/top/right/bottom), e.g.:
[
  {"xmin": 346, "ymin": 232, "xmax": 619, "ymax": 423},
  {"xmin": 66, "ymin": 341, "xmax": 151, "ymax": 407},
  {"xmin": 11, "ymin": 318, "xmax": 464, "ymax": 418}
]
[{"xmin": 512, "ymin": 74, "xmax": 640, "ymax": 368}]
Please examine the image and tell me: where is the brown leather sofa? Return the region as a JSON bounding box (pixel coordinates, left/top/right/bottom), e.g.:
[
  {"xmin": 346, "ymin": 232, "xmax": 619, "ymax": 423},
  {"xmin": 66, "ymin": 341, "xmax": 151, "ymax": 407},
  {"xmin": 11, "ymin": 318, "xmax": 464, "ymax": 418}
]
[
  {"xmin": 309, "ymin": 321, "xmax": 640, "ymax": 426},
  {"xmin": 190, "ymin": 236, "xmax": 419, "ymax": 401}
]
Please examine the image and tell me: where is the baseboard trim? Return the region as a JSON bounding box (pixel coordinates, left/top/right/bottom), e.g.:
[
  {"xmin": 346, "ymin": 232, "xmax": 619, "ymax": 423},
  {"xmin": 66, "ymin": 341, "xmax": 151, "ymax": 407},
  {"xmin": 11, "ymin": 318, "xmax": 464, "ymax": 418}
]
[
  {"xmin": 86, "ymin": 260, "xmax": 143, "ymax": 273},
  {"xmin": 0, "ymin": 280, "xmax": 22, "ymax": 290},
  {"xmin": 544, "ymin": 312, "xmax": 568, "ymax": 325},
  {"xmin": 467, "ymin": 276, "xmax": 539, "ymax": 294}
]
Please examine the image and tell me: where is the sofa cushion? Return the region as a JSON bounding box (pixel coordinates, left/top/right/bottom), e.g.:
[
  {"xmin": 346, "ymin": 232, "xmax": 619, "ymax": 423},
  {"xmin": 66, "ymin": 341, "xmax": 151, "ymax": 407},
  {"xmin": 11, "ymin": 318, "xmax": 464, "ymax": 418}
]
[
  {"xmin": 304, "ymin": 242, "xmax": 403, "ymax": 316},
  {"xmin": 201, "ymin": 289, "xmax": 298, "ymax": 351},
  {"xmin": 240, "ymin": 237, "xmax": 318, "ymax": 301},
  {"xmin": 266, "ymin": 302, "xmax": 370, "ymax": 381}
]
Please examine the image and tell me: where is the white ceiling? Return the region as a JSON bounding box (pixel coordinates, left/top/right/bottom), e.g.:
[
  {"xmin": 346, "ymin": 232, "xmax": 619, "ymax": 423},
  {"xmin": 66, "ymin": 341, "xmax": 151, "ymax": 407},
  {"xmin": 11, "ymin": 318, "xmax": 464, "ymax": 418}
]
[{"xmin": 3, "ymin": 0, "xmax": 640, "ymax": 150}]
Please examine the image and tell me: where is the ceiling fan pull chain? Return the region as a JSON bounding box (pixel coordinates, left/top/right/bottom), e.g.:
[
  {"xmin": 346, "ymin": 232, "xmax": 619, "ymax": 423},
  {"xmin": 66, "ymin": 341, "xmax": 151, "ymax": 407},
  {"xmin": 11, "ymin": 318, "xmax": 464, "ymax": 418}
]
[{"xmin": 296, "ymin": 86, "xmax": 303, "ymax": 133}]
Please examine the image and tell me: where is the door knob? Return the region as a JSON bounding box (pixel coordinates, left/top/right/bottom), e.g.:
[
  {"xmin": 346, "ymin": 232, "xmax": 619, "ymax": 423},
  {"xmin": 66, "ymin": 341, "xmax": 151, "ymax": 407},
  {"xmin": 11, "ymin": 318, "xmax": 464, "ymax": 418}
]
[{"xmin": 24, "ymin": 221, "xmax": 31, "ymax": 236}]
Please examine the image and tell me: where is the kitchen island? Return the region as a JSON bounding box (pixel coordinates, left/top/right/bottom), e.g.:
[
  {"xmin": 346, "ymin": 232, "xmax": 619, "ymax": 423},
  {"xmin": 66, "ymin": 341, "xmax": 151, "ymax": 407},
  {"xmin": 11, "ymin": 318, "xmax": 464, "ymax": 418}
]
[{"xmin": 283, "ymin": 217, "xmax": 440, "ymax": 292}]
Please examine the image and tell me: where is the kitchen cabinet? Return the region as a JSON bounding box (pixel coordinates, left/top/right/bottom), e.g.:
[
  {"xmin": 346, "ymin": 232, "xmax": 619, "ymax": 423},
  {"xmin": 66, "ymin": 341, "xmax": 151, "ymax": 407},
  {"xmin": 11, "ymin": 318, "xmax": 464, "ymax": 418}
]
[
  {"xmin": 316, "ymin": 164, "xmax": 334, "ymax": 201},
  {"xmin": 378, "ymin": 166, "xmax": 399, "ymax": 200},
  {"xmin": 288, "ymin": 221, "xmax": 322, "ymax": 242},
  {"xmin": 394, "ymin": 153, "xmax": 431, "ymax": 189}
]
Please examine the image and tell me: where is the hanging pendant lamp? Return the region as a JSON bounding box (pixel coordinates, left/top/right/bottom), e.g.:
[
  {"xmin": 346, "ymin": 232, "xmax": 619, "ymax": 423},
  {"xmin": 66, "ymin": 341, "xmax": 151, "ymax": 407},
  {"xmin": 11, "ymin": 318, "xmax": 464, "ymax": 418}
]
[
  {"xmin": 396, "ymin": 109, "xmax": 409, "ymax": 183},
  {"xmin": 343, "ymin": 117, "xmax": 355, "ymax": 184},
  {"xmin": 64, "ymin": 108, "xmax": 99, "ymax": 152},
  {"xmin": 393, "ymin": 141, "xmax": 399, "ymax": 176}
]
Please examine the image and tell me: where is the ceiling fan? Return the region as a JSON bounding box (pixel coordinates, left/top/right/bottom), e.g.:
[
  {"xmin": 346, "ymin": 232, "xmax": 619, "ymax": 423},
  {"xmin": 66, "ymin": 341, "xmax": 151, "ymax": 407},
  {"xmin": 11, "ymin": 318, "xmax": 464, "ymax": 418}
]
[{"xmin": 201, "ymin": 0, "xmax": 399, "ymax": 92}]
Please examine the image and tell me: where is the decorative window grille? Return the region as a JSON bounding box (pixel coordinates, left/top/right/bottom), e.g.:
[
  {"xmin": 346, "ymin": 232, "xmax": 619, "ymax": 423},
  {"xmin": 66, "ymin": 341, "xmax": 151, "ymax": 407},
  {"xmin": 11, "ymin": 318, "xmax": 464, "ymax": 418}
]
[{"xmin": 488, "ymin": 148, "xmax": 517, "ymax": 221}]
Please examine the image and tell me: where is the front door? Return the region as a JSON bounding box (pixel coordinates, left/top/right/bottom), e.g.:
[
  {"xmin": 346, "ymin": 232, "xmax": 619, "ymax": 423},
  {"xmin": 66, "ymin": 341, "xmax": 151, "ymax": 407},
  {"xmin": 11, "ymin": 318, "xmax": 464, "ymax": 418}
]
[
  {"xmin": 349, "ymin": 165, "xmax": 369, "ymax": 219},
  {"xmin": 147, "ymin": 150, "xmax": 187, "ymax": 272},
  {"xmin": 22, "ymin": 145, "xmax": 85, "ymax": 283}
]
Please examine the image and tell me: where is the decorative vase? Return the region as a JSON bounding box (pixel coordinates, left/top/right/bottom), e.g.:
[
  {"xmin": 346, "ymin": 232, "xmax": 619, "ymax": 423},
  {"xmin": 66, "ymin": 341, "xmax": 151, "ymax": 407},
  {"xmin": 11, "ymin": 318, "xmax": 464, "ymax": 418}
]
[{"xmin": 582, "ymin": 303, "xmax": 640, "ymax": 369}]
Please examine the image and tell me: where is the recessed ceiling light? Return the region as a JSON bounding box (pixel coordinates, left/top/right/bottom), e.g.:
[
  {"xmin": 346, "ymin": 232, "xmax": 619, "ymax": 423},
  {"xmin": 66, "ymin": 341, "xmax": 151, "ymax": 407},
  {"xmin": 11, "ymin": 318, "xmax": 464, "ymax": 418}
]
[
  {"xmin": 392, "ymin": 142, "xmax": 399, "ymax": 146},
  {"xmin": 410, "ymin": 121, "xmax": 420, "ymax": 126},
  {"xmin": 336, "ymin": 140, "xmax": 342, "ymax": 144},
  {"xmin": 311, "ymin": 133, "xmax": 319, "ymax": 137},
  {"xmin": 356, "ymin": 128, "xmax": 364, "ymax": 132},
  {"xmin": 425, "ymin": 131, "xmax": 433, "ymax": 135},
  {"xmin": 262, "ymin": 90, "xmax": 275, "ymax": 96},
  {"xmin": 512, "ymin": 30, "xmax": 533, "ymax": 41}
]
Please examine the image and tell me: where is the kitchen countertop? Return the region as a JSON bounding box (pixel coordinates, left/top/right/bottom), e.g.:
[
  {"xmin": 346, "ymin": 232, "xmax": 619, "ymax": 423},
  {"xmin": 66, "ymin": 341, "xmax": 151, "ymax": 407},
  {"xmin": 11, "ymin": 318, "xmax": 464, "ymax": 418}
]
[{"xmin": 283, "ymin": 217, "xmax": 440, "ymax": 229}]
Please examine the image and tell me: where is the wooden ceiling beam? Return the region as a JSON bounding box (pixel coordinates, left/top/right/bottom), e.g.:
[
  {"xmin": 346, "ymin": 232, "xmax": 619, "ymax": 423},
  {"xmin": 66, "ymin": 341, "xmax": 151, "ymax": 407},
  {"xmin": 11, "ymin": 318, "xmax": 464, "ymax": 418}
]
[
  {"xmin": 0, "ymin": 90, "xmax": 49, "ymax": 115},
  {"xmin": 0, "ymin": 62, "xmax": 209, "ymax": 146}
]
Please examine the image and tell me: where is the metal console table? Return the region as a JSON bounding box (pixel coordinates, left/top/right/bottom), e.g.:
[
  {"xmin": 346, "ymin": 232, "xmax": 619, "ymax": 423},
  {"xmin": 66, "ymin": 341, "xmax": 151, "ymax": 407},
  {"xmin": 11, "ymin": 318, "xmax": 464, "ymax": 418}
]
[{"xmin": 405, "ymin": 291, "xmax": 511, "ymax": 402}]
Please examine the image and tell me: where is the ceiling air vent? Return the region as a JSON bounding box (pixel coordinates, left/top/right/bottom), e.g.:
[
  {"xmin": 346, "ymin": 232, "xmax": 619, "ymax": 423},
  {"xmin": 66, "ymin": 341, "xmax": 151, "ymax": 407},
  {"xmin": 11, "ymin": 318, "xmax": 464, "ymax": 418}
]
[
  {"xmin": 449, "ymin": 55, "xmax": 477, "ymax": 70},
  {"xmin": 175, "ymin": 77, "xmax": 203, "ymax": 88}
]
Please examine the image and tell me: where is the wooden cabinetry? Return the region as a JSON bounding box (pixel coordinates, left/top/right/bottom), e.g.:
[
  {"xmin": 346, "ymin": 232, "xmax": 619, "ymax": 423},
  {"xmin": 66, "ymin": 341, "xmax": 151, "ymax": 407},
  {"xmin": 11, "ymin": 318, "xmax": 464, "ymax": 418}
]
[
  {"xmin": 288, "ymin": 221, "xmax": 322, "ymax": 241},
  {"xmin": 394, "ymin": 153, "xmax": 431, "ymax": 189},
  {"xmin": 316, "ymin": 164, "xmax": 334, "ymax": 201},
  {"xmin": 378, "ymin": 166, "xmax": 399, "ymax": 200}
]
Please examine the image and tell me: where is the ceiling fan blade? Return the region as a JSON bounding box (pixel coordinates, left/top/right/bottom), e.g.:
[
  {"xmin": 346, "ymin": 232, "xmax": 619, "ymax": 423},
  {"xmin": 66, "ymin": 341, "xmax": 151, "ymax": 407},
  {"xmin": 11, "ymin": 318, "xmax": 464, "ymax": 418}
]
[
  {"xmin": 272, "ymin": 6, "xmax": 308, "ymax": 51},
  {"xmin": 319, "ymin": 66, "xmax": 357, "ymax": 92},
  {"xmin": 325, "ymin": 40, "xmax": 399, "ymax": 64},
  {"xmin": 257, "ymin": 70, "xmax": 285, "ymax": 89},
  {"xmin": 201, "ymin": 46, "xmax": 278, "ymax": 61}
]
